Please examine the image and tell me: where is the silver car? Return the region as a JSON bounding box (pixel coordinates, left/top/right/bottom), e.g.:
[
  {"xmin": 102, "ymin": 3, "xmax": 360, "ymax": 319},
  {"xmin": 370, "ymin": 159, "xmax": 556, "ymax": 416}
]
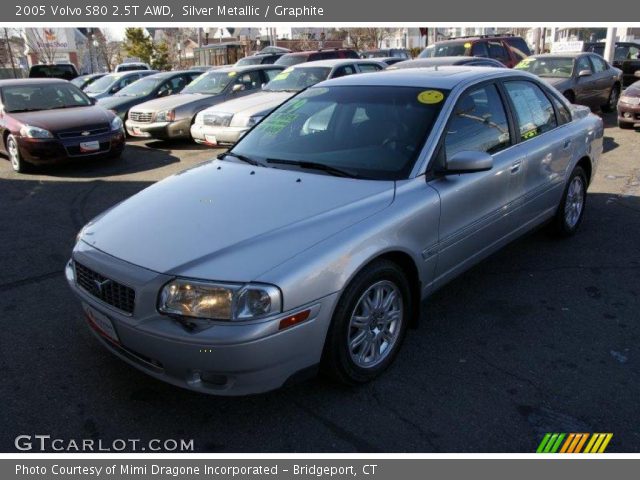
[
  {"xmin": 125, "ymin": 65, "xmax": 284, "ymax": 140},
  {"xmin": 67, "ymin": 67, "xmax": 603, "ymax": 395},
  {"xmin": 190, "ymin": 59, "xmax": 386, "ymax": 146}
]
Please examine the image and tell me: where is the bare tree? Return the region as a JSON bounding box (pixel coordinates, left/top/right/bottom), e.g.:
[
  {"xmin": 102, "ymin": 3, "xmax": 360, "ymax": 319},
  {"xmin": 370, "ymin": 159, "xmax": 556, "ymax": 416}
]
[
  {"xmin": 343, "ymin": 28, "xmax": 391, "ymax": 50},
  {"xmin": 94, "ymin": 29, "xmax": 123, "ymax": 72},
  {"xmin": 24, "ymin": 28, "xmax": 61, "ymax": 64}
]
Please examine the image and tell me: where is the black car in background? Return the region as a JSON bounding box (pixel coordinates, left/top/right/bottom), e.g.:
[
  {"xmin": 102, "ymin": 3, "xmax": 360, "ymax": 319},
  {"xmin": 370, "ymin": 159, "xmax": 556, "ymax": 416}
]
[
  {"xmin": 584, "ymin": 41, "xmax": 640, "ymax": 87},
  {"xmin": 71, "ymin": 73, "xmax": 107, "ymax": 91},
  {"xmin": 28, "ymin": 63, "xmax": 79, "ymax": 81},
  {"xmin": 97, "ymin": 70, "xmax": 202, "ymax": 121}
]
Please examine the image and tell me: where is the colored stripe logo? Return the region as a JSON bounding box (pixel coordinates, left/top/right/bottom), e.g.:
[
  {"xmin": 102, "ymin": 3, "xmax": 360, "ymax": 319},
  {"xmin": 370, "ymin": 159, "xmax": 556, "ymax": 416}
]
[{"xmin": 536, "ymin": 433, "xmax": 613, "ymax": 453}]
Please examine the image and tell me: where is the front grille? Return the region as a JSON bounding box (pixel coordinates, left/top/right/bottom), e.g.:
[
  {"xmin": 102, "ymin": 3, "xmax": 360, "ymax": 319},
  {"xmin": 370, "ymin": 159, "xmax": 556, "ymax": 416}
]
[
  {"xmin": 75, "ymin": 262, "xmax": 136, "ymax": 314},
  {"xmin": 58, "ymin": 127, "xmax": 110, "ymax": 139},
  {"xmin": 203, "ymin": 113, "xmax": 231, "ymax": 127},
  {"xmin": 129, "ymin": 111, "xmax": 153, "ymax": 123}
]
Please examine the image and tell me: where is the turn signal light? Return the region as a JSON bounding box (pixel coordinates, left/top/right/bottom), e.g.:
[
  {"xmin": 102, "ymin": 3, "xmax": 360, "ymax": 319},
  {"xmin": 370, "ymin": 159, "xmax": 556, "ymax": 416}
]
[{"xmin": 278, "ymin": 309, "xmax": 311, "ymax": 330}]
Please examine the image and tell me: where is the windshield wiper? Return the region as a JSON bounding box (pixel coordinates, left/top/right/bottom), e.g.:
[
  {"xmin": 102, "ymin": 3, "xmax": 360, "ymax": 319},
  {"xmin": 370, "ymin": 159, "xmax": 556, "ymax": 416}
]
[
  {"xmin": 217, "ymin": 151, "xmax": 261, "ymax": 166},
  {"xmin": 266, "ymin": 158, "xmax": 359, "ymax": 178}
]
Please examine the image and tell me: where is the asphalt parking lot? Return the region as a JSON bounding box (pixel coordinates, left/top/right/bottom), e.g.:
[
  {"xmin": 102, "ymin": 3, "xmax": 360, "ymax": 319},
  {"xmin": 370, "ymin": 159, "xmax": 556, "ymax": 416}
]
[{"xmin": 1, "ymin": 114, "xmax": 639, "ymax": 453}]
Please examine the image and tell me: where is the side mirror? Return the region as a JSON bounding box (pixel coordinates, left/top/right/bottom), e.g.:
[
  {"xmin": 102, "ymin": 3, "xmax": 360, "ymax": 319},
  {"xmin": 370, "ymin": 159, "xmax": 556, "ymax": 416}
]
[
  {"xmin": 578, "ymin": 69, "xmax": 593, "ymax": 77},
  {"xmin": 443, "ymin": 151, "xmax": 493, "ymax": 175},
  {"xmin": 157, "ymin": 89, "xmax": 170, "ymax": 97},
  {"xmin": 89, "ymin": 97, "xmax": 97, "ymax": 105},
  {"xmin": 232, "ymin": 84, "xmax": 245, "ymax": 93}
]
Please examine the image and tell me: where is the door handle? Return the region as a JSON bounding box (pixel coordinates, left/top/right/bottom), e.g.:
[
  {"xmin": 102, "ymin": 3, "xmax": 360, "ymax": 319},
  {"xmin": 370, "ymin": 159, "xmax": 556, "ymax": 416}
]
[{"xmin": 510, "ymin": 160, "xmax": 522, "ymax": 174}]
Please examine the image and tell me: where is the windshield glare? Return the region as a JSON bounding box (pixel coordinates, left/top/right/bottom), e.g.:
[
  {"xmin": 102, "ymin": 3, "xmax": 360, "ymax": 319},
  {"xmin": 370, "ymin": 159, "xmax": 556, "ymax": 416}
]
[
  {"xmin": 2, "ymin": 83, "xmax": 92, "ymax": 112},
  {"xmin": 182, "ymin": 71, "xmax": 233, "ymax": 94},
  {"xmin": 265, "ymin": 67, "xmax": 331, "ymax": 92},
  {"xmin": 85, "ymin": 74, "xmax": 121, "ymax": 93},
  {"xmin": 232, "ymin": 85, "xmax": 448, "ymax": 180},
  {"xmin": 116, "ymin": 77, "xmax": 160, "ymax": 97},
  {"xmin": 515, "ymin": 57, "xmax": 574, "ymax": 78}
]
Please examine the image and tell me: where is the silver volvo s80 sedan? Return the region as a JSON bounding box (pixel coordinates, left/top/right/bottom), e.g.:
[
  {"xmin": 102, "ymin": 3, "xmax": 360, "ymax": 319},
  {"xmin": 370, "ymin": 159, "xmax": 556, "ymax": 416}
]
[{"xmin": 67, "ymin": 67, "xmax": 603, "ymax": 395}]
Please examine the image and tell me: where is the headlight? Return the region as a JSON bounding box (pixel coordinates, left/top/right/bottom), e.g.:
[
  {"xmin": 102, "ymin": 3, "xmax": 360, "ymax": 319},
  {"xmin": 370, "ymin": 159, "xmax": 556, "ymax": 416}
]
[
  {"xmin": 202, "ymin": 111, "xmax": 232, "ymax": 127},
  {"xmin": 155, "ymin": 109, "xmax": 175, "ymax": 122},
  {"xmin": 619, "ymin": 95, "xmax": 640, "ymax": 106},
  {"xmin": 20, "ymin": 125, "xmax": 53, "ymax": 139},
  {"xmin": 110, "ymin": 115, "xmax": 123, "ymax": 131},
  {"xmin": 158, "ymin": 279, "xmax": 281, "ymax": 321},
  {"xmin": 194, "ymin": 111, "xmax": 204, "ymax": 125}
]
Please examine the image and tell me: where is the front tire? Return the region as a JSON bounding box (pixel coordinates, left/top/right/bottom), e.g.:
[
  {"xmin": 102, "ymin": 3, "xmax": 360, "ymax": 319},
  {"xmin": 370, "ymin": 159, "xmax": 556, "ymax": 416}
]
[
  {"xmin": 551, "ymin": 166, "xmax": 588, "ymax": 237},
  {"xmin": 601, "ymin": 85, "xmax": 620, "ymax": 113},
  {"xmin": 6, "ymin": 134, "xmax": 30, "ymax": 173},
  {"xmin": 322, "ymin": 259, "xmax": 411, "ymax": 385}
]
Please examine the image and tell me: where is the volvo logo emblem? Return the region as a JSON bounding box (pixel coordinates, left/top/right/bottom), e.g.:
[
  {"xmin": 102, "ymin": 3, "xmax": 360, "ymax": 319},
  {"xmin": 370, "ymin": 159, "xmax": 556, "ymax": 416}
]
[
  {"xmin": 81, "ymin": 131, "xmax": 91, "ymax": 136},
  {"xmin": 93, "ymin": 279, "xmax": 111, "ymax": 296}
]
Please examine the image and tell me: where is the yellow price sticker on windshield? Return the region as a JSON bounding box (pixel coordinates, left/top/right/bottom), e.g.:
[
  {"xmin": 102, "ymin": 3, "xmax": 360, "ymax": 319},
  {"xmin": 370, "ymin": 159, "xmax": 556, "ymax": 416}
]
[
  {"xmin": 464, "ymin": 42, "xmax": 472, "ymax": 48},
  {"xmin": 417, "ymin": 90, "xmax": 444, "ymax": 105},
  {"xmin": 228, "ymin": 71, "xmax": 237, "ymax": 77},
  {"xmin": 274, "ymin": 72, "xmax": 290, "ymax": 80}
]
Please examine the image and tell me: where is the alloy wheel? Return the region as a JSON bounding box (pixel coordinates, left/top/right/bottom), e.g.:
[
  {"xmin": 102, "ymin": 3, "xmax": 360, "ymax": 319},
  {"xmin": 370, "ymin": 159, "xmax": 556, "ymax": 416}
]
[
  {"xmin": 564, "ymin": 176, "xmax": 585, "ymax": 229},
  {"xmin": 348, "ymin": 280, "xmax": 403, "ymax": 369}
]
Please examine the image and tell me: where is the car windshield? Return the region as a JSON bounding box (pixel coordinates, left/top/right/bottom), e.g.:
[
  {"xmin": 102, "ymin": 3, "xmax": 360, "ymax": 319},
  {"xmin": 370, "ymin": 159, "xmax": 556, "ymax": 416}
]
[
  {"xmin": 182, "ymin": 70, "xmax": 234, "ymax": 95},
  {"xmin": 2, "ymin": 83, "xmax": 92, "ymax": 112},
  {"xmin": 118, "ymin": 64, "xmax": 147, "ymax": 72},
  {"xmin": 422, "ymin": 43, "xmax": 467, "ymax": 57},
  {"xmin": 275, "ymin": 55, "xmax": 308, "ymax": 67},
  {"xmin": 115, "ymin": 77, "xmax": 160, "ymax": 97},
  {"xmin": 232, "ymin": 85, "xmax": 448, "ymax": 180},
  {"xmin": 264, "ymin": 67, "xmax": 331, "ymax": 92},
  {"xmin": 515, "ymin": 57, "xmax": 574, "ymax": 78},
  {"xmin": 236, "ymin": 56, "xmax": 263, "ymax": 66},
  {"xmin": 84, "ymin": 74, "xmax": 121, "ymax": 93}
]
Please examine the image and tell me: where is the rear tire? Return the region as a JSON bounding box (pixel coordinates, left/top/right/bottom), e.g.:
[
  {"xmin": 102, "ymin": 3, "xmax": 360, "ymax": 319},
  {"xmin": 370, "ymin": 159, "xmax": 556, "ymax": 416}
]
[
  {"xmin": 563, "ymin": 91, "xmax": 576, "ymax": 104},
  {"xmin": 321, "ymin": 259, "xmax": 411, "ymax": 385},
  {"xmin": 550, "ymin": 166, "xmax": 588, "ymax": 237},
  {"xmin": 601, "ymin": 85, "xmax": 620, "ymax": 113},
  {"xmin": 6, "ymin": 134, "xmax": 30, "ymax": 173}
]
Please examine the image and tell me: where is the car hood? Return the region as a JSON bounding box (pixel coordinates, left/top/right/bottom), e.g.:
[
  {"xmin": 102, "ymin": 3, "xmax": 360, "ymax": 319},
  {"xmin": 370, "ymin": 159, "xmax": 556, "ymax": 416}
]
[
  {"xmin": 11, "ymin": 106, "xmax": 112, "ymax": 131},
  {"xmin": 542, "ymin": 77, "xmax": 572, "ymax": 90},
  {"xmin": 82, "ymin": 160, "xmax": 395, "ymax": 281},
  {"xmin": 98, "ymin": 95, "xmax": 144, "ymax": 111},
  {"xmin": 205, "ymin": 91, "xmax": 294, "ymax": 118},
  {"xmin": 131, "ymin": 93, "xmax": 216, "ymax": 112}
]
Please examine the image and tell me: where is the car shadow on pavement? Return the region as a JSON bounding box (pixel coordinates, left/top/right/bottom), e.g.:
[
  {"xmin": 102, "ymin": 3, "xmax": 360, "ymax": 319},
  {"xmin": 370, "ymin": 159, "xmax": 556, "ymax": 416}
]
[
  {"xmin": 1, "ymin": 145, "xmax": 182, "ymax": 179},
  {"xmin": 141, "ymin": 139, "xmax": 223, "ymax": 152}
]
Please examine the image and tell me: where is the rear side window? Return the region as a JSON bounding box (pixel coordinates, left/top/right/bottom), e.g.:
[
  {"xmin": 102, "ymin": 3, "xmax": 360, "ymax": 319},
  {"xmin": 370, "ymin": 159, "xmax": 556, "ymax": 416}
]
[
  {"xmin": 444, "ymin": 84, "xmax": 511, "ymax": 159},
  {"xmin": 590, "ymin": 55, "xmax": 608, "ymax": 72},
  {"xmin": 487, "ymin": 41, "xmax": 510, "ymax": 64},
  {"xmin": 471, "ymin": 42, "xmax": 489, "ymax": 57},
  {"xmin": 550, "ymin": 95, "xmax": 572, "ymax": 125},
  {"xmin": 504, "ymin": 81, "xmax": 557, "ymax": 141},
  {"xmin": 332, "ymin": 65, "xmax": 357, "ymax": 78},
  {"xmin": 358, "ymin": 63, "xmax": 383, "ymax": 73}
]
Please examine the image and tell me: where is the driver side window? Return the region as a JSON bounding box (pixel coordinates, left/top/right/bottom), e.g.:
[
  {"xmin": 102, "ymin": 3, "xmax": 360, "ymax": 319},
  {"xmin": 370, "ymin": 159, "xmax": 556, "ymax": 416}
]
[{"xmin": 444, "ymin": 84, "xmax": 511, "ymax": 161}]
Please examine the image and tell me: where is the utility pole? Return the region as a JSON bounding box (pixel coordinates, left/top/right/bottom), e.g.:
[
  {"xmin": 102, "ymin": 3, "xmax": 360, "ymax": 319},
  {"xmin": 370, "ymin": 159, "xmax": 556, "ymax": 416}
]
[
  {"xmin": 4, "ymin": 28, "xmax": 18, "ymax": 78},
  {"xmin": 603, "ymin": 27, "xmax": 617, "ymax": 63}
]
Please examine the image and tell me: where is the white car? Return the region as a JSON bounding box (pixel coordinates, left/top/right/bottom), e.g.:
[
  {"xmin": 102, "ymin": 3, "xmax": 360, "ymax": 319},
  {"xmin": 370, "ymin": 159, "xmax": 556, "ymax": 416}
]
[{"xmin": 190, "ymin": 59, "xmax": 386, "ymax": 146}]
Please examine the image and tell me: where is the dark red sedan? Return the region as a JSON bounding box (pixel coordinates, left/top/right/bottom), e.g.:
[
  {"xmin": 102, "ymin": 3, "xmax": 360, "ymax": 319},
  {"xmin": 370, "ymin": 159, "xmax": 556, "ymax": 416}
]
[{"xmin": 0, "ymin": 79, "xmax": 125, "ymax": 173}]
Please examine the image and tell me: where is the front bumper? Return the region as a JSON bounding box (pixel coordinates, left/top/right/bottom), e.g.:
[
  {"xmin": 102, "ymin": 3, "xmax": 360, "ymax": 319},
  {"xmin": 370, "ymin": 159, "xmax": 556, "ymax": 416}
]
[
  {"xmin": 618, "ymin": 102, "xmax": 640, "ymax": 127},
  {"xmin": 190, "ymin": 123, "xmax": 248, "ymax": 146},
  {"xmin": 17, "ymin": 131, "xmax": 125, "ymax": 165},
  {"xmin": 125, "ymin": 118, "xmax": 192, "ymax": 140},
  {"xmin": 66, "ymin": 241, "xmax": 337, "ymax": 396}
]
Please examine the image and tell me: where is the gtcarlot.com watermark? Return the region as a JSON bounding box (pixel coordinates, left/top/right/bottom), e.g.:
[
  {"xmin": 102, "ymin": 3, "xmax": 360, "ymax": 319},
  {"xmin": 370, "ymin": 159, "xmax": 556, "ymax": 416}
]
[{"xmin": 15, "ymin": 435, "xmax": 194, "ymax": 452}]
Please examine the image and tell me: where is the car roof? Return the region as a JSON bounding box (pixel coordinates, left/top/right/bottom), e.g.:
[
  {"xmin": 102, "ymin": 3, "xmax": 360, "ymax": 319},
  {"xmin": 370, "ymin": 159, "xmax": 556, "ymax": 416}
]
[
  {"xmin": 145, "ymin": 70, "xmax": 199, "ymax": 79},
  {"xmin": 281, "ymin": 49, "xmax": 353, "ymax": 57},
  {"xmin": 212, "ymin": 64, "xmax": 285, "ymax": 73},
  {"xmin": 293, "ymin": 58, "xmax": 383, "ymax": 68},
  {"xmin": 0, "ymin": 78, "xmax": 68, "ymax": 87},
  {"xmin": 316, "ymin": 66, "xmax": 524, "ymax": 89},
  {"xmin": 396, "ymin": 56, "xmax": 490, "ymax": 66},
  {"xmin": 104, "ymin": 70, "xmax": 158, "ymax": 78}
]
